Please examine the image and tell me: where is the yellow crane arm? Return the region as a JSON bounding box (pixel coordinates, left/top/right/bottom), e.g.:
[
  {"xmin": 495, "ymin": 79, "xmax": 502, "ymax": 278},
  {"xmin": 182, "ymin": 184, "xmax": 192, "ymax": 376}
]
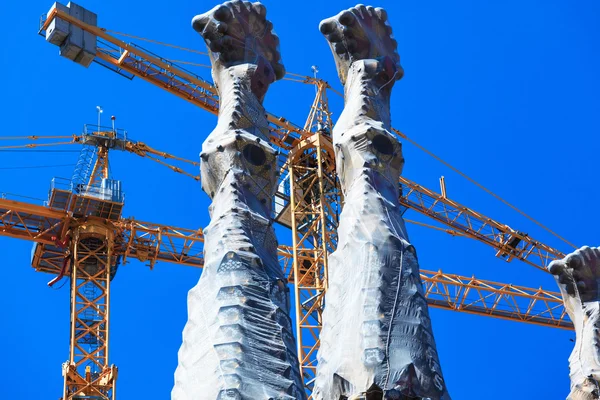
[
  {"xmin": 399, "ymin": 177, "xmax": 564, "ymax": 271},
  {"xmin": 6, "ymin": 138, "xmax": 562, "ymax": 278},
  {"xmin": 0, "ymin": 198, "xmax": 69, "ymax": 244},
  {"xmin": 421, "ymin": 269, "xmax": 569, "ymax": 329},
  {"xmin": 116, "ymin": 218, "xmax": 204, "ymax": 268},
  {"xmin": 123, "ymin": 141, "xmax": 201, "ymax": 180},
  {"xmin": 0, "ymin": 196, "xmax": 570, "ymax": 328},
  {"xmin": 0, "ymin": 198, "xmax": 204, "ymax": 271}
]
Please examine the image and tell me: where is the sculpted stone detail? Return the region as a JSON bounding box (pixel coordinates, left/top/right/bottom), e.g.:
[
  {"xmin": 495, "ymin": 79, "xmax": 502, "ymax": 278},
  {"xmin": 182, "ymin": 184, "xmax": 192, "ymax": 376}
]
[
  {"xmin": 549, "ymin": 246, "xmax": 600, "ymax": 400},
  {"xmin": 172, "ymin": 2, "xmax": 305, "ymax": 399},
  {"xmin": 313, "ymin": 5, "xmax": 451, "ymax": 400}
]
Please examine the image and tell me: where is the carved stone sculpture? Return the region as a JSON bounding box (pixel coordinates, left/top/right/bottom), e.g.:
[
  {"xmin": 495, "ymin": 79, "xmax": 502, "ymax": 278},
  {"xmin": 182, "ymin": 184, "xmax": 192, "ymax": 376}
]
[
  {"xmin": 313, "ymin": 5, "xmax": 451, "ymax": 399},
  {"xmin": 172, "ymin": 2, "xmax": 305, "ymax": 399},
  {"xmin": 549, "ymin": 246, "xmax": 600, "ymax": 400}
]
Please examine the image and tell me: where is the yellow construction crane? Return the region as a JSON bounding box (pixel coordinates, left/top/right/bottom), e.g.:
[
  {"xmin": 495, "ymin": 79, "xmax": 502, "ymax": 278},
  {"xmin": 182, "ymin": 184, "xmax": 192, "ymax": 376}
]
[
  {"xmin": 1, "ymin": 125, "xmax": 205, "ymax": 399},
  {"xmin": 0, "ymin": 4, "xmax": 568, "ymax": 398}
]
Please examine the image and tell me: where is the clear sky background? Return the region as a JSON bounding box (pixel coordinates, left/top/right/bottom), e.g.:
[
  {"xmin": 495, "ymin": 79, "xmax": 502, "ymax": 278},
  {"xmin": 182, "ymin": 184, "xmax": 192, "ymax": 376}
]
[{"xmin": 1, "ymin": 0, "xmax": 599, "ymax": 399}]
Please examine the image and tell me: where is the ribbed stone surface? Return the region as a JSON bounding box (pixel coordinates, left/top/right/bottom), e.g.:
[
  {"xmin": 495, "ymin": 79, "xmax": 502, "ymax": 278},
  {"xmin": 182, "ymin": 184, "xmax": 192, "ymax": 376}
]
[
  {"xmin": 313, "ymin": 5, "xmax": 451, "ymax": 400},
  {"xmin": 172, "ymin": 2, "xmax": 304, "ymax": 399}
]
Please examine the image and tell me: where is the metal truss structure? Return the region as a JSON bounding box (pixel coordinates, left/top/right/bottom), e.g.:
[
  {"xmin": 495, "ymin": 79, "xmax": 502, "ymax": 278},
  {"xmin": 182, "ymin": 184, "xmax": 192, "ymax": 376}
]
[
  {"xmin": 63, "ymin": 221, "xmax": 117, "ymax": 399},
  {"xmin": 398, "ymin": 175, "xmax": 564, "ymax": 271},
  {"xmin": 286, "ymin": 80, "xmax": 339, "ymax": 390}
]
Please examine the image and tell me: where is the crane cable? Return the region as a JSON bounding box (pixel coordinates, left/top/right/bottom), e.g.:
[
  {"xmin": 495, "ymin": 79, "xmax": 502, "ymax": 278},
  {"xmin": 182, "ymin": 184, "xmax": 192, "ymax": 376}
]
[
  {"xmin": 0, "ymin": 140, "xmax": 461, "ymax": 235},
  {"xmin": 0, "ymin": 135, "xmax": 75, "ymax": 140},
  {"xmin": 404, "ymin": 219, "xmax": 465, "ymax": 237},
  {"xmin": 0, "ymin": 149, "xmax": 80, "ymax": 153},
  {"xmin": 102, "ymin": 29, "xmax": 209, "ymax": 56},
  {"xmin": 0, "ymin": 135, "xmax": 200, "ymax": 176},
  {"xmin": 0, "ymin": 192, "xmax": 46, "ymax": 201},
  {"xmin": 126, "ymin": 141, "xmax": 200, "ymax": 166},
  {"xmin": 392, "ymin": 128, "xmax": 577, "ymax": 250},
  {"xmin": 141, "ymin": 153, "xmax": 200, "ymax": 181},
  {"xmin": 101, "ymin": 47, "xmax": 212, "ymax": 68},
  {"xmin": 0, "ymin": 164, "xmax": 75, "ymax": 170},
  {"xmin": 324, "ymin": 71, "xmax": 575, "ymax": 250},
  {"xmin": 0, "ymin": 141, "xmax": 78, "ymax": 150}
]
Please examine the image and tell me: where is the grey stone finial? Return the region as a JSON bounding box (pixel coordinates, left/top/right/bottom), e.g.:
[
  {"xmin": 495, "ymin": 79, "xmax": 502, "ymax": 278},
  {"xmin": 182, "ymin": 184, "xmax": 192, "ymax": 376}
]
[
  {"xmin": 319, "ymin": 4, "xmax": 403, "ymax": 86},
  {"xmin": 549, "ymin": 246, "xmax": 600, "ymax": 400},
  {"xmin": 192, "ymin": 1, "xmax": 285, "ymax": 101}
]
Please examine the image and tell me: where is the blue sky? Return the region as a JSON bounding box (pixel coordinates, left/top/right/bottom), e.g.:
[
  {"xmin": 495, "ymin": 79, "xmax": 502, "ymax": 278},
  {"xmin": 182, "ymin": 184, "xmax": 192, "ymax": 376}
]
[{"xmin": 1, "ymin": 0, "xmax": 599, "ymax": 398}]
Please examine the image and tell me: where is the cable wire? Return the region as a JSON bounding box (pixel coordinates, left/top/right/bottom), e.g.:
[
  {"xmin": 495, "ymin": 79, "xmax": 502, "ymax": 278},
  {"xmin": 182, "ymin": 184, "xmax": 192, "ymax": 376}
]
[
  {"xmin": 307, "ymin": 70, "xmax": 570, "ymax": 249},
  {"xmin": 163, "ymin": 59, "xmax": 211, "ymax": 68},
  {"xmin": 327, "ymin": 86, "xmax": 344, "ymax": 98},
  {"xmin": 0, "ymin": 141, "xmax": 76, "ymax": 150},
  {"xmin": 0, "ymin": 192, "xmax": 46, "ymax": 202},
  {"xmin": 142, "ymin": 153, "xmax": 200, "ymax": 181},
  {"xmin": 0, "ymin": 164, "xmax": 75, "ymax": 170},
  {"xmin": 103, "ymin": 29, "xmax": 209, "ymax": 56},
  {"xmin": 404, "ymin": 219, "xmax": 465, "ymax": 237},
  {"xmin": 0, "ymin": 135, "xmax": 75, "ymax": 140},
  {"xmin": 392, "ymin": 128, "xmax": 577, "ymax": 250}
]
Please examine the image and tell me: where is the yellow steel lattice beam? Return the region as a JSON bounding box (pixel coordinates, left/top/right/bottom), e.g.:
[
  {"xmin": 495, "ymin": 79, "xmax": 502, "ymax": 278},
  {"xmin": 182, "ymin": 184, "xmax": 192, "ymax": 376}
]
[
  {"xmin": 421, "ymin": 269, "xmax": 570, "ymax": 329},
  {"xmin": 288, "ymin": 132, "xmax": 338, "ymax": 393},
  {"xmin": 0, "ymin": 196, "xmax": 571, "ymax": 330},
  {"xmin": 63, "ymin": 222, "xmax": 116, "ymax": 400},
  {"xmin": 399, "ymin": 177, "xmax": 564, "ymax": 271}
]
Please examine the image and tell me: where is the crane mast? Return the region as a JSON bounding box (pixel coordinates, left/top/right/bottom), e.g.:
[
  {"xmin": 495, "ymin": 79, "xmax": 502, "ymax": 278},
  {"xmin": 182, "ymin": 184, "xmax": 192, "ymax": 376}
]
[
  {"xmin": 287, "ymin": 80, "xmax": 339, "ymax": 389},
  {"xmin": 13, "ymin": 123, "xmax": 207, "ymax": 398},
  {"xmin": 35, "ymin": 127, "xmax": 127, "ymax": 399},
  {"xmin": 64, "ymin": 220, "xmax": 117, "ymax": 399}
]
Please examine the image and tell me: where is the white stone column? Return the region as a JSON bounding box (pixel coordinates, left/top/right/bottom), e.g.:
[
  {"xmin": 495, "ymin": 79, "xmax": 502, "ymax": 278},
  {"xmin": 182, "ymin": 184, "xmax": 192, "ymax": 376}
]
[
  {"xmin": 172, "ymin": 2, "xmax": 305, "ymax": 399},
  {"xmin": 549, "ymin": 246, "xmax": 600, "ymax": 400},
  {"xmin": 313, "ymin": 5, "xmax": 451, "ymax": 400}
]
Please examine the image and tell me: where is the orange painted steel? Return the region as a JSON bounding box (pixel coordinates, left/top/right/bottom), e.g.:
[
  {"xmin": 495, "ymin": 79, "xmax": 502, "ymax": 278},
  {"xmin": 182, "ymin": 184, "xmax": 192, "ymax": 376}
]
[
  {"xmin": 63, "ymin": 221, "xmax": 117, "ymax": 400},
  {"xmin": 0, "ymin": 202, "xmax": 203, "ymax": 272},
  {"xmin": 41, "ymin": 9, "xmax": 564, "ymax": 269},
  {"xmin": 399, "ymin": 177, "xmax": 565, "ymax": 271},
  {"xmin": 0, "ymin": 189, "xmax": 574, "ymax": 398},
  {"xmin": 0, "ymin": 198, "xmax": 69, "ymax": 244},
  {"xmin": 421, "ymin": 270, "xmax": 570, "ymax": 329},
  {"xmin": 42, "ymin": 11, "xmax": 567, "ymax": 270},
  {"xmin": 40, "ymin": 8, "xmax": 567, "ymax": 272},
  {"xmin": 287, "ymin": 84, "xmax": 339, "ymax": 391},
  {"xmin": 117, "ymin": 219, "xmax": 204, "ymax": 268}
]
